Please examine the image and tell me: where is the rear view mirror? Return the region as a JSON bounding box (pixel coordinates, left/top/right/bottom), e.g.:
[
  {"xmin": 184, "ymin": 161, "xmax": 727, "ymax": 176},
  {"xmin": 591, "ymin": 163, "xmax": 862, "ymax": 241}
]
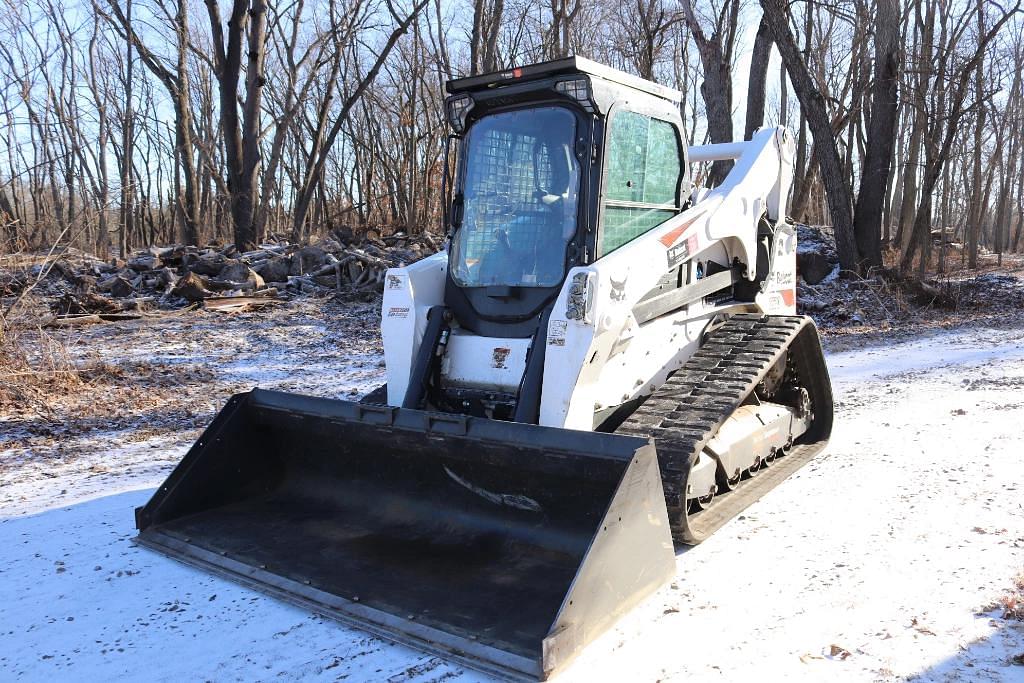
[{"xmin": 451, "ymin": 193, "xmax": 465, "ymax": 227}]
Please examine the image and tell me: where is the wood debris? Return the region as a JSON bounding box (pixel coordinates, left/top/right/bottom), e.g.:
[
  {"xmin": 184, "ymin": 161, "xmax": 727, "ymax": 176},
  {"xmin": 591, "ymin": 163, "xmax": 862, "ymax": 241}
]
[
  {"xmin": 203, "ymin": 294, "xmax": 280, "ymax": 313},
  {"xmin": 2, "ymin": 231, "xmax": 440, "ymax": 324},
  {"xmin": 44, "ymin": 313, "xmax": 146, "ymax": 328}
]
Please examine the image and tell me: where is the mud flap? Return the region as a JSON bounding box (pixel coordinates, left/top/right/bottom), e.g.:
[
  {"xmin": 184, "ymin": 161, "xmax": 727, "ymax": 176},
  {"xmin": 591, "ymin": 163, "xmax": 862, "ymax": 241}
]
[{"xmin": 135, "ymin": 389, "xmax": 675, "ymax": 680}]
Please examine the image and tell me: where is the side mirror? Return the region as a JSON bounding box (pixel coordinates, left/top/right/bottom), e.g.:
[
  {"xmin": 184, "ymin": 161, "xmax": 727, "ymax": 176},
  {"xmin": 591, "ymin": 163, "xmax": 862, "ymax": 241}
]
[
  {"xmin": 440, "ymin": 133, "xmax": 460, "ymax": 235},
  {"xmin": 451, "ymin": 193, "xmax": 465, "ymax": 228}
]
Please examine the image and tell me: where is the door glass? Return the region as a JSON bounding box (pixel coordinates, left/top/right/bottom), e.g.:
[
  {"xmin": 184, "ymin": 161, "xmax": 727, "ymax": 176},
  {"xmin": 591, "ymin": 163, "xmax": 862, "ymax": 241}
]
[
  {"xmin": 450, "ymin": 107, "xmax": 580, "ymax": 288},
  {"xmin": 601, "ymin": 111, "xmax": 681, "ymax": 256}
]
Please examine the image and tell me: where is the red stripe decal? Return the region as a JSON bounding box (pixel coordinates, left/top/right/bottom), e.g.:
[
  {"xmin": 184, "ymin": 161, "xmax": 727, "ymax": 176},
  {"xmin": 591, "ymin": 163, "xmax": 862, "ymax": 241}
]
[{"xmin": 659, "ymin": 214, "xmax": 702, "ymax": 247}]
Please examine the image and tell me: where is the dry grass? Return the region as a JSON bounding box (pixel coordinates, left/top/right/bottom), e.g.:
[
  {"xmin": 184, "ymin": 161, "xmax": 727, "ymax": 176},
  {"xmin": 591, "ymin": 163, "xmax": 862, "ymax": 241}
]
[
  {"xmin": 982, "ymin": 571, "xmax": 1024, "ymax": 621},
  {"xmin": 2, "ymin": 326, "xmax": 216, "ymax": 418},
  {"xmin": 0, "ymin": 308, "xmax": 86, "ymax": 413},
  {"xmin": 1, "ymin": 283, "xmax": 215, "ymax": 439},
  {"xmin": 1, "ymin": 249, "xmax": 98, "ymax": 413},
  {"xmin": 1, "ymin": 323, "xmax": 221, "ymax": 465}
]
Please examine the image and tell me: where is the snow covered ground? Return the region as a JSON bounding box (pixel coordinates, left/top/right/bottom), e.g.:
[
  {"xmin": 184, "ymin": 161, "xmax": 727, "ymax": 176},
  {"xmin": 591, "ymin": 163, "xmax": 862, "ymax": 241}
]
[{"xmin": 2, "ymin": 316, "xmax": 1024, "ymax": 682}]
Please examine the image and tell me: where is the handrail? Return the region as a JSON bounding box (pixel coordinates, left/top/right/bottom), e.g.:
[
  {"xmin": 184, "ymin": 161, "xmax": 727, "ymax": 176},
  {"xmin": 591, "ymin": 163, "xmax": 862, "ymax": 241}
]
[{"xmin": 687, "ymin": 141, "xmax": 748, "ymax": 163}]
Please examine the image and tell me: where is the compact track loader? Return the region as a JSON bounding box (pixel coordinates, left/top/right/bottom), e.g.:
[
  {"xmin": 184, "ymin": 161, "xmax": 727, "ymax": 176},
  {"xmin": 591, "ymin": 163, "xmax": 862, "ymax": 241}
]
[{"xmin": 135, "ymin": 57, "xmax": 833, "ymax": 680}]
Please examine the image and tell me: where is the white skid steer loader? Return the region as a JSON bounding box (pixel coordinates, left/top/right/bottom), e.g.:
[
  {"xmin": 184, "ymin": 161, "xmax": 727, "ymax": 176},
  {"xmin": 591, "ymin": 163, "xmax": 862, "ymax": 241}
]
[{"xmin": 135, "ymin": 57, "xmax": 833, "ymax": 681}]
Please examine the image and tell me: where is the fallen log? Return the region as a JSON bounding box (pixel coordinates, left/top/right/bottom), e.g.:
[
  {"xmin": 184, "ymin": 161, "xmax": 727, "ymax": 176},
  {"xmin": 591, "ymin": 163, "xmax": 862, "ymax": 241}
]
[
  {"xmin": 203, "ymin": 295, "xmax": 280, "ymax": 313},
  {"xmin": 44, "ymin": 312, "xmax": 145, "ymax": 327},
  {"xmin": 45, "ymin": 314, "xmax": 103, "ymax": 327}
]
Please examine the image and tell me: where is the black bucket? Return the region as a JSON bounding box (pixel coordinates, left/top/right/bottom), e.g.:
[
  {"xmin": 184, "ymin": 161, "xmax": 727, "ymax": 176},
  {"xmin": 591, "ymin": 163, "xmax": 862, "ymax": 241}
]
[{"xmin": 135, "ymin": 389, "xmax": 675, "ymax": 680}]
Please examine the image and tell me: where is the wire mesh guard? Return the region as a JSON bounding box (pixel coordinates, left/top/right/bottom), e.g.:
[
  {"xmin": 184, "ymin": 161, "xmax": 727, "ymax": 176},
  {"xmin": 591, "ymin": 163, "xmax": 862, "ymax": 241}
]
[
  {"xmin": 600, "ymin": 111, "xmax": 681, "ymax": 256},
  {"xmin": 452, "ymin": 107, "xmax": 579, "ymax": 287}
]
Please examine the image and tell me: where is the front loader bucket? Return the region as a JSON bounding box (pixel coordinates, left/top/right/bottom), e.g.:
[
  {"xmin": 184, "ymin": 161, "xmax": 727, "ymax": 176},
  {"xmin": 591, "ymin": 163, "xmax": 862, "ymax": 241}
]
[{"xmin": 135, "ymin": 389, "xmax": 675, "ymax": 680}]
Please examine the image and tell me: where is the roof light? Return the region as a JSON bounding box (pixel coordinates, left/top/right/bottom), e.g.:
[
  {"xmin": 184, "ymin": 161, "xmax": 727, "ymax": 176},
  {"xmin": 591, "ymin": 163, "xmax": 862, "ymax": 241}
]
[
  {"xmin": 445, "ymin": 94, "xmax": 474, "ymax": 134},
  {"xmin": 554, "ymin": 77, "xmax": 594, "ymax": 111}
]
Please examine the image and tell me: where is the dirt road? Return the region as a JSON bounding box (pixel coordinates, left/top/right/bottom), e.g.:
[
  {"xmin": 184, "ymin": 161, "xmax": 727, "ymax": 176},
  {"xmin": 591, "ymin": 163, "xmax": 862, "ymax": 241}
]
[{"xmin": 2, "ymin": 310, "xmax": 1023, "ymax": 682}]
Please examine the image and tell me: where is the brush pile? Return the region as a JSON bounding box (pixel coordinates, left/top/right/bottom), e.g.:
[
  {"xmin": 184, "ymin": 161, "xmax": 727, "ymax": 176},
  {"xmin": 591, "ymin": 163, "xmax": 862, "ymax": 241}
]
[
  {"xmin": 0, "ymin": 231, "xmax": 441, "ymax": 321},
  {"xmin": 795, "ymin": 224, "xmax": 1024, "ymax": 334}
]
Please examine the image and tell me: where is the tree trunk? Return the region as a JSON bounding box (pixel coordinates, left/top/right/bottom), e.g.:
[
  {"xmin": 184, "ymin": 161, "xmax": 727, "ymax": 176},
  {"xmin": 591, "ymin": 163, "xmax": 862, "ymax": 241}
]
[
  {"xmin": 759, "ymin": 0, "xmax": 858, "ymax": 272},
  {"xmin": 470, "ymin": 0, "xmax": 502, "ymax": 75},
  {"xmin": 238, "ymin": 0, "xmax": 267, "ymax": 250},
  {"xmin": 681, "ymin": 0, "xmax": 736, "ymax": 186},
  {"xmin": 851, "ymin": 0, "xmax": 898, "ymax": 271},
  {"xmin": 938, "ymin": 159, "xmax": 950, "ymax": 273},
  {"xmin": 120, "ymin": 0, "xmax": 134, "ymax": 255},
  {"xmin": 291, "ymin": 0, "xmax": 428, "ymax": 238},
  {"xmin": 744, "ymin": 15, "xmax": 772, "ymax": 140},
  {"xmin": 204, "ymin": 0, "xmax": 265, "ymax": 251},
  {"xmin": 789, "ymin": 0, "xmax": 811, "ymax": 207},
  {"xmin": 967, "ymin": 55, "xmax": 985, "ymax": 268},
  {"xmin": 896, "ymin": 105, "xmax": 926, "ymax": 256}
]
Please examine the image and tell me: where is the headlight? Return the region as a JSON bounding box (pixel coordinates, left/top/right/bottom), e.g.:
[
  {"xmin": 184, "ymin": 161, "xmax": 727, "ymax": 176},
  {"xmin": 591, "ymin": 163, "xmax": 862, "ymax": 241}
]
[{"xmin": 445, "ymin": 94, "xmax": 474, "ymax": 133}]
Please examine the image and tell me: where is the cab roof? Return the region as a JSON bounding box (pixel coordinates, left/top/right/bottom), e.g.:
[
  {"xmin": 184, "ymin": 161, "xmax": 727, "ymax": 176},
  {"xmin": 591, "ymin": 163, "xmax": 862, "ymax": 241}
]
[{"xmin": 446, "ymin": 56, "xmax": 682, "ymax": 105}]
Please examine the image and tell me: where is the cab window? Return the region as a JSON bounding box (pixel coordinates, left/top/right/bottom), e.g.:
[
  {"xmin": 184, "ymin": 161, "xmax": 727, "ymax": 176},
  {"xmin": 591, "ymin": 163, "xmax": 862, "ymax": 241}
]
[
  {"xmin": 599, "ymin": 111, "xmax": 681, "ymax": 257},
  {"xmin": 450, "ymin": 107, "xmax": 580, "ymax": 288}
]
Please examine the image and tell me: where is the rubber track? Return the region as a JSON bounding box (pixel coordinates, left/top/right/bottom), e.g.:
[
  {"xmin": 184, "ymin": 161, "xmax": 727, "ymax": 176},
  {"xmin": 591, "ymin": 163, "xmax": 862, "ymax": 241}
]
[{"xmin": 617, "ymin": 314, "xmax": 828, "ymax": 544}]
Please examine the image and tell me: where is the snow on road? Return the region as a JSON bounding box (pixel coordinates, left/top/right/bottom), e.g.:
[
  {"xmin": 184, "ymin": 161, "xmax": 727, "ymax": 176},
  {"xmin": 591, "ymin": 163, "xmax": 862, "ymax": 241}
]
[{"xmin": 2, "ymin": 322, "xmax": 1023, "ymax": 682}]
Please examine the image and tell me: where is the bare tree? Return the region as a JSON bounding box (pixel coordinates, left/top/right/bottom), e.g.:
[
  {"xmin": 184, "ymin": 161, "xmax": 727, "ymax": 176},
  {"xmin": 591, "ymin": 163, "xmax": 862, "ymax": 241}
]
[
  {"xmin": 758, "ymin": 0, "xmax": 858, "ymax": 272},
  {"xmin": 680, "ymin": 0, "xmax": 740, "ymax": 186},
  {"xmin": 105, "ymin": 0, "xmax": 202, "ymax": 245},
  {"xmin": 203, "ymin": 0, "xmax": 268, "ymax": 250},
  {"xmin": 899, "ymin": 0, "xmax": 1021, "ymax": 272},
  {"xmin": 744, "ymin": 15, "xmax": 771, "ymax": 140},
  {"xmin": 290, "ymin": 0, "xmax": 429, "ymax": 240},
  {"xmin": 852, "ymin": 0, "xmax": 899, "ymax": 270}
]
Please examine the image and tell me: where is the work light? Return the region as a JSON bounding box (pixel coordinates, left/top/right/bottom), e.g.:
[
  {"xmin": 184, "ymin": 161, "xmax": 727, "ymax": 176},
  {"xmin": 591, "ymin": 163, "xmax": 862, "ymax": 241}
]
[
  {"xmin": 554, "ymin": 77, "xmax": 594, "ymax": 111},
  {"xmin": 446, "ymin": 94, "xmax": 474, "ymax": 133}
]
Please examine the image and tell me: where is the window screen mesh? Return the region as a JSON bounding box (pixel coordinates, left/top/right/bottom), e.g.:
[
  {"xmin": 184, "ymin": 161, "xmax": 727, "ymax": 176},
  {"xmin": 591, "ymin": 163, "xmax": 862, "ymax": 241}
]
[
  {"xmin": 461, "ymin": 135, "xmax": 557, "ymax": 250},
  {"xmin": 605, "ymin": 112, "xmax": 649, "ymax": 203},
  {"xmin": 604, "ymin": 206, "xmax": 677, "ymax": 249},
  {"xmin": 601, "ymin": 111, "xmax": 681, "ymax": 256},
  {"xmin": 451, "ymin": 107, "xmax": 579, "ymax": 287}
]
